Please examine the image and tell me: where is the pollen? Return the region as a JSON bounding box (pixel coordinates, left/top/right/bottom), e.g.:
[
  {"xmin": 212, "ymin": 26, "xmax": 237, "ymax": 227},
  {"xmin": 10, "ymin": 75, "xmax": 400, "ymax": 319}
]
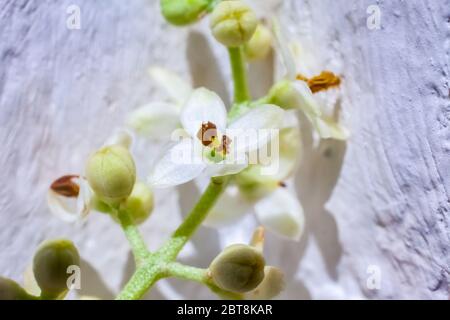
[
  {"xmin": 50, "ymin": 175, "xmax": 80, "ymax": 197},
  {"xmin": 296, "ymin": 71, "xmax": 341, "ymax": 93},
  {"xmin": 197, "ymin": 121, "xmax": 217, "ymax": 147}
]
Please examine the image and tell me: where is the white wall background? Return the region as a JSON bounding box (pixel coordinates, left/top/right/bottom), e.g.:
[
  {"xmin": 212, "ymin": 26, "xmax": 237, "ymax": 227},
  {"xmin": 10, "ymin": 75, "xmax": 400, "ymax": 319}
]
[{"xmin": 0, "ymin": 0, "xmax": 448, "ymax": 299}]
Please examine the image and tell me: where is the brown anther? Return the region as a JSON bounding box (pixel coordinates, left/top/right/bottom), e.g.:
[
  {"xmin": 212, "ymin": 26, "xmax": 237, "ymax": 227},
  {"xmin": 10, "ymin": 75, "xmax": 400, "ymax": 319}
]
[
  {"xmin": 278, "ymin": 181, "xmax": 287, "ymax": 188},
  {"xmin": 197, "ymin": 121, "xmax": 217, "ymax": 147},
  {"xmin": 217, "ymin": 135, "xmax": 232, "ymax": 155},
  {"xmin": 50, "ymin": 175, "xmax": 80, "ymax": 197},
  {"xmin": 297, "ymin": 71, "xmax": 341, "ymax": 93}
]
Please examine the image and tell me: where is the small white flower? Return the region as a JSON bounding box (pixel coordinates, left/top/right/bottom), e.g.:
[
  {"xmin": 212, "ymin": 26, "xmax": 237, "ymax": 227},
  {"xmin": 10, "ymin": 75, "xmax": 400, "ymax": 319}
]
[
  {"xmin": 47, "ymin": 174, "xmax": 93, "ymax": 223},
  {"xmin": 126, "ymin": 67, "xmax": 192, "ymax": 139},
  {"xmin": 272, "ymin": 19, "xmax": 349, "ymax": 140},
  {"xmin": 148, "ymin": 87, "xmax": 285, "ymax": 188},
  {"xmin": 201, "ymin": 116, "xmax": 305, "ymax": 241}
]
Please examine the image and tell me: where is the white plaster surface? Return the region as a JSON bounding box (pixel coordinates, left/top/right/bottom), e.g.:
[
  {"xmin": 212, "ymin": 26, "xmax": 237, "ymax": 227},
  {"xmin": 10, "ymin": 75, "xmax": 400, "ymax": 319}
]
[{"xmin": 0, "ymin": 0, "xmax": 448, "ymax": 299}]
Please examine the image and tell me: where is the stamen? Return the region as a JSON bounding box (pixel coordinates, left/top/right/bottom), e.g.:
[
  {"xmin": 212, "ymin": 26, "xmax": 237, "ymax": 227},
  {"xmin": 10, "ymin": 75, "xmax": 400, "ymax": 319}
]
[
  {"xmin": 297, "ymin": 71, "xmax": 341, "ymax": 93},
  {"xmin": 217, "ymin": 135, "xmax": 232, "ymax": 155},
  {"xmin": 197, "ymin": 121, "xmax": 217, "ymax": 147},
  {"xmin": 50, "ymin": 175, "xmax": 80, "ymax": 197}
]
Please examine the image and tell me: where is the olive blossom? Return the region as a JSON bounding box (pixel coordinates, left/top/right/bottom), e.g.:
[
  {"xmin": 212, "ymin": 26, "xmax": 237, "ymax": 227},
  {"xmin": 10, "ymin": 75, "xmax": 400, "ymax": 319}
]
[
  {"xmin": 148, "ymin": 87, "xmax": 285, "ymax": 188},
  {"xmin": 270, "ymin": 19, "xmax": 349, "ymax": 141},
  {"xmin": 201, "ymin": 115, "xmax": 305, "ymax": 241}
]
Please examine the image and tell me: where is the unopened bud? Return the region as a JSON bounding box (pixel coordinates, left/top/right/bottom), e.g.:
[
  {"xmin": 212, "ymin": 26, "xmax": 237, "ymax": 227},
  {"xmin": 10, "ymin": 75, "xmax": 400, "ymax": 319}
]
[
  {"xmin": 33, "ymin": 239, "xmax": 80, "ymax": 297},
  {"xmin": 161, "ymin": 0, "xmax": 209, "ymax": 26},
  {"xmin": 244, "ymin": 24, "xmax": 272, "ymax": 61},
  {"xmin": 124, "ymin": 182, "xmax": 154, "ymax": 224},
  {"xmin": 267, "ymin": 80, "xmax": 300, "ymax": 110},
  {"xmin": 210, "ymin": 1, "xmax": 257, "ymax": 47},
  {"xmin": 209, "ymin": 244, "xmax": 265, "ymax": 293},
  {"xmin": 86, "ymin": 145, "xmax": 136, "ymax": 203},
  {"xmin": 0, "ymin": 277, "xmax": 33, "ymax": 300}
]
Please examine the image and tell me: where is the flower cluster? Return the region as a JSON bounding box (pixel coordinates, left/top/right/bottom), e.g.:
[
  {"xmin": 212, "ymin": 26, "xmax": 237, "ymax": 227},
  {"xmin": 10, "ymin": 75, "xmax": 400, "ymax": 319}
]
[{"xmin": 0, "ymin": 0, "xmax": 348, "ymax": 300}]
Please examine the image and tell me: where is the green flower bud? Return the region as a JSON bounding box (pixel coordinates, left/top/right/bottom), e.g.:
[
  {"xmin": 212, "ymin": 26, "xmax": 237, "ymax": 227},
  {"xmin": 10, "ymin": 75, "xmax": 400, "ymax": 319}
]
[
  {"xmin": 161, "ymin": 0, "xmax": 210, "ymax": 26},
  {"xmin": 86, "ymin": 145, "xmax": 136, "ymax": 203},
  {"xmin": 244, "ymin": 24, "xmax": 272, "ymax": 61},
  {"xmin": 267, "ymin": 80, "xmax": 299, "ymax": 110},
  {"xmin": 209, "ymin": 244, "xmax": 265, "ymax": 293},
  {"xmin": 0, "ymin": 277, "xmax": 34, "ymax": 300},
  {"xmin": 210, "ymin": 1, "xmax": 258, "ymax": 47},
  {"xmin": 33, "ymin": 239, "xmax": 80, "ymax": 297},
  {"xmin": 124, "ymin": 182, "xmax": 154, "ymax": 225}
]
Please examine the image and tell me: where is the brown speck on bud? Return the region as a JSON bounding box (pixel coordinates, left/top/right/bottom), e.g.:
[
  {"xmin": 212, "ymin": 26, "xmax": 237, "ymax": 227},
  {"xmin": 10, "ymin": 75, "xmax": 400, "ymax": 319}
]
[
  {"xmin": 50, "ymin": 175, "xmax": 80, "ymax": 198},
  {"xmin": 297, "ymin": 71, "xmax": 341, "ymax": 93},
  {"xmin": 197, "ymin": 122, "xmax": 217, "ymax": 147}
]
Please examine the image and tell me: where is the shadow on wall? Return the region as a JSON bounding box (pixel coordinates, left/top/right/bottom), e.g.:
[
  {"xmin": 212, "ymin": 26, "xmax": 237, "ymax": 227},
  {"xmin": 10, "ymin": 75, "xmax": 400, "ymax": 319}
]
[{"xmin": 295, "ymin": 112, "xmax": 346, "ymax": 280}]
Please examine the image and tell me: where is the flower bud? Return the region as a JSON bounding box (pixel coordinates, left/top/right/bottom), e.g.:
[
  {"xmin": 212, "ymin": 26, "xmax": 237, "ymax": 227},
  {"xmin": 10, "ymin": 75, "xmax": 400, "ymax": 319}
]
[
  {"xmin": 161, "ymin": 0, "xmax": 209, "ymax": 26},
  {"xmin": 235, "ymin": 165, "xmax": 279, "ymax": 201},
  {"xmin": 209, "ymin": 244, "xmax": 265, "ymax": 293},
  {"xmin": 33, "ymin": 239, "xmax": 80, "ymax": 297},
  {"xmin": 266, "ymin": 80, "xmax": 300, "ymax": 110},
  {"xmin": 0, "ymin": 277, "xmax": 33, "ymax": 300},
  {"xmin": 244, "ymin": 24, "xmax": 272, "ymax": 61},
  {"xmin": 245, "ymin": 266, "xmax": 285, "ymax": 300},
  {"xmin": 86, "ymin": 145, "xmax": 136, "ymax": 203},
  {"xmin": 210, "ymin": 1, "xmax": 258, "ymax": 47},
  {"xmin": 124, "ymin": 182, "xmax": 154, "ymax": 224}
]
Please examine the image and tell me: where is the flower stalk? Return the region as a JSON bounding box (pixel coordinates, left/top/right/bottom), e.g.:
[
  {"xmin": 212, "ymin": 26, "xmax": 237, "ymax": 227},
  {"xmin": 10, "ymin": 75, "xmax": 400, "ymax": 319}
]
[{"xmin": 228, "ymin": 47, "xmax": 251, "ymax": 103}]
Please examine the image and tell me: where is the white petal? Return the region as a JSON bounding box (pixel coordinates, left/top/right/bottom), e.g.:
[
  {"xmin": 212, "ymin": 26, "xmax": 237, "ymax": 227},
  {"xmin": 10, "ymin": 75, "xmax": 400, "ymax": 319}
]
[
  {"xmin": 228, "ymin": 104, "xmax": 285, "ymax": 153},
  {"xmin": 254, "ymin": 188, "xmax": 304, "ymax": 241},
  {"xmin": 293, "ymin": 81, "xmax": 349, "ymax": 140},
  {"xmin": 23, "ymin": 264, "xmax": 41, "ymax": 296},
  {"xmin": 148, "ymin": 139, "xmax": 206, "ymax": 188},
  {"xmin": 205, "ymin": 153, "xmax": 249, "ymax": 178},
  {"xmin": 272, "ymin": 18, "xmax": 297, "ymax": 80},
  {"xmin": 104, "ymin": 128, "xmax": 133, "ymax": 149},
  {"xmin": 312, "ymin": 116, "xmax": 350, "ymax": 141},
  {"xmin": 292, "ymin": 81, "xmax": 322, "ymax": 118},
  {"xmin": 245, "ymin": 266, "xmax": 285, "ymax": 300},
  {"xmin": 47, "ymin": 177, "xmax": 92, "ymax": 223},
  {"xmin": 149, "ymin": 66, "xmax": 192, "ymax": 106},
  {"xmin": 180, "ymin": 88, "xmax": 227, "ymax": 137},
  {"xmin": 126, "ymin": 102, "xmax": 180, "ymax": 138},
  {"xmin": 203, "ymin": 186, "xmax": 251, "ymax": 228}
]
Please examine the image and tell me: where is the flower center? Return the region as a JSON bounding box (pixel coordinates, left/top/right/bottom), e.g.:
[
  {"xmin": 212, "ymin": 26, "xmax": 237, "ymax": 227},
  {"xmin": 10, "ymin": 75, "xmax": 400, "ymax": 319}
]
[{"xmin": 196, "ymin": 121, "xmax": 232, "ymax": 158}]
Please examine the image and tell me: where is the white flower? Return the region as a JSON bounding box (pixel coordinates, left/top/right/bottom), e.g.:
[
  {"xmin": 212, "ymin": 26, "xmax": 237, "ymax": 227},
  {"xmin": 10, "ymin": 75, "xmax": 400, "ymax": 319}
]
[
  {"xmin": 202, "ymin": 116, "xmax": 305, "ymax": 241},
  {"xmin": 47, "ymin": 174, "xmax": 93, "ymax": 223},
  {"xmin": 148, "ymin": 88, "xmax": 285, "ymax": 188},
  {"xmin": 272, "ymin": 19, "xmax": 349, "ymax": 140},
  {"xmin": 126, "ymin": 67, "xmax": 192, "ymax": 139},
  {"xmin": 47, "ymin": 130, "xmax": 133, "ymax": 222}
]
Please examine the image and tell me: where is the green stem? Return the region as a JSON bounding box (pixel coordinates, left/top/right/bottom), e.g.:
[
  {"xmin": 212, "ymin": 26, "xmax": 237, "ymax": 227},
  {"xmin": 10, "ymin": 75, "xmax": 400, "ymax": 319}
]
[
  {"xmin": 165, "ymin": 263, "xmax": 243, "ymax": 300},
  {"xmin": 159, "ymin": 176, "xmax": 231, "ymax": 260},
  {"xmin": 228, "ymin": 47, "xmax": 250, "ymax": 103},
  {"xmin": 116, "ymin": 261, "xmax": 161, "ymax": 300},
  {"xmin": 117, "ymin": 209, "xmax": 149, "ymax": 266},
  {"xmin": 116, "ymin": 177, "xmax": 230, "ymax": 300}
]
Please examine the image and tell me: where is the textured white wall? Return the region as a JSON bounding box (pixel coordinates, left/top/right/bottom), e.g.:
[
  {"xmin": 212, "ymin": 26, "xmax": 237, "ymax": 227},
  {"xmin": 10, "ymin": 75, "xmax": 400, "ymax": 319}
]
[{"xmin": 0, "ymin": 0, "xmax": 448, "ymax": 299}]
